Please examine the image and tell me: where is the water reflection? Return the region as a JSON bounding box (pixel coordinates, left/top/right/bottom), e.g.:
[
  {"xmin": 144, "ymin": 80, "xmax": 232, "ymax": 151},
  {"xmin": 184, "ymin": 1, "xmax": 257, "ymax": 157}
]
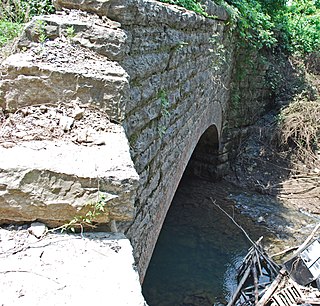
[
  {"xmin": 142, "ymin": 177, "xmax": 273, "ymax": 305},
  {"xmin": 142, "ymin": 176, "xmax": 317, "ymax": 305}
]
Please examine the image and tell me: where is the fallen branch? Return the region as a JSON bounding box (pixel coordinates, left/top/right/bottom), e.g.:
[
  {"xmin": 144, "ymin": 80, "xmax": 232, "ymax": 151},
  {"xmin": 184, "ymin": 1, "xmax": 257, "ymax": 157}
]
[
  {"xmin": 209, "ymin": 197, "xmax": 256, "ymax": 246},
  {"xmin": 270, "ymin": 246, "xmax": 299, "ymax": 259},
  {"xmin": 292, "ymin": 222, "xmax": 320, "ymax": 257},
  {"xmin": 209, "ymin": 197, "xmax": 280, "ymax": 275},
  {"xmin": 227, "ymin": 263, "xmax": 252, "ymax": 306}
]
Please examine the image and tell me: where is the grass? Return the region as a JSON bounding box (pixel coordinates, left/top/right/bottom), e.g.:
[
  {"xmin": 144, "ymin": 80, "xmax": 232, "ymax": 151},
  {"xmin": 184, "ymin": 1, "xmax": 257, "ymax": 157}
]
[{"xmin": 0, "ymin": 20, "xmax": 23, "ymax": 47}]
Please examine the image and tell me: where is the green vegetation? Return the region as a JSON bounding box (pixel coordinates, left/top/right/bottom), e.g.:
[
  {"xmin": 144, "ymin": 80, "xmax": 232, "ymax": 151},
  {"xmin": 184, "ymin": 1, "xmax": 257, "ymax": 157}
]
[
  {"xmin": 159, "ymin": 0, "xmax": 320, "ymax": 55},
  {"xmin": 66, "ymin": 26, "xmax": 76, "ymax": 40},
  {"xmin": 56, "ymin": 194, "xmax": 107, "ymax": 233},
  {"xmin": 158, "ymin": 90, "xmax": 170, "ymax": 138},
  {"xmin": 0, "ymin": 0, "xmax": 54, "ymax": 23},
  {"xmin": 34, "ymin": 19, "xmax": 47, "ymax": 43},
  {"xmin": 0, "ymin": 0, "xmax": 54, "ymax": 47},
  {"xmin": 216, "ymin": 0, "xmax": 320, "ymax": 55},
  {"xmin": 159, "ymin": 0, "xmax": 208, "ymax": 16},
  {"xmin": 0, "ymin": 21, "xmax": 23, "ymax": 47},
  {"xmin": 283, "ymin": 0, "xmax": 320, "ymax": 55}
]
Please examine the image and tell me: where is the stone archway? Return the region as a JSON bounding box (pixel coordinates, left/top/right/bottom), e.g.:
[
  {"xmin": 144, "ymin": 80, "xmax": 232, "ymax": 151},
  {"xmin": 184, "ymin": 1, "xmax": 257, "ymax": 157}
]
[
  {"xmin": 142, "ymin": 124, "xmax": 223, "ymax": 304},
  {"xmin": 184, "ymin": 125, "xmax": 220, "ymax": 180}
]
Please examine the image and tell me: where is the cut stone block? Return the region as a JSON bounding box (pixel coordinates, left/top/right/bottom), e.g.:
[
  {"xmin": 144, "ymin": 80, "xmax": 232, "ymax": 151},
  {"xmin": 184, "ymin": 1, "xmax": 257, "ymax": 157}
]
[
  {"xmin": 0, "ymin": 231, "xmax": 147, "ymax": 305},
  {"xmin": 18, "ymin": 12, "xmax": 130, "ymax": 61},
  {"xmin": 0, "ymin": 127, "xmax": 139, "ymax": 227}
]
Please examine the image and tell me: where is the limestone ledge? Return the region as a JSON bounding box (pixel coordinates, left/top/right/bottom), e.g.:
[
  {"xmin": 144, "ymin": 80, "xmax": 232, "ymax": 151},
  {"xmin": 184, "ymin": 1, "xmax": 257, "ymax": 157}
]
[
  {"xmin": 0, "ymin": 41, "xmax": 129, "ymax": 121},
  {"xmin": 0, "ymin": 130, "xmax": 139, "ymax": 226},
  {"xmin": 18, "ymin": 11, "xmax": 130, "ymax": 61},
  {"xmin": 53, "ymin": 0, "xmax": 228, "ymax": 28}
]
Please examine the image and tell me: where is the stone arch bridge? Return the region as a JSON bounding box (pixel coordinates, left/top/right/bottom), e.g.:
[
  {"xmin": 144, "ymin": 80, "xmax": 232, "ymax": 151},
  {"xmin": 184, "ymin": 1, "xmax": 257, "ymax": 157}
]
[{"xmin": 0, "ymin": 0, "xmax": 235, "ymax": 279}]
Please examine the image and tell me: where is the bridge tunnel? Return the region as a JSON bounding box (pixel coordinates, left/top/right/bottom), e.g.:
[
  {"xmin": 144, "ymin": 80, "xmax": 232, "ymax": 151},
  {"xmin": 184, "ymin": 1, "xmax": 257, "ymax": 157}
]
[
  {"xmin": 184, "ymin": 124, "xmax": 220, "ymax": 181},
  {"xmin": 142, "ymin": 124, "xmax": 242, "ymax": 305}
]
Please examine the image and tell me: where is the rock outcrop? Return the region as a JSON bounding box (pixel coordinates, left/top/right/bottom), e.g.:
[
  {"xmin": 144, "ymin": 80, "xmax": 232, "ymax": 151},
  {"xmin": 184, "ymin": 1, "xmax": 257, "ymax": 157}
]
[{"xmin": 0, "ymin": 11, "xmax": 139, "ymax": 227}]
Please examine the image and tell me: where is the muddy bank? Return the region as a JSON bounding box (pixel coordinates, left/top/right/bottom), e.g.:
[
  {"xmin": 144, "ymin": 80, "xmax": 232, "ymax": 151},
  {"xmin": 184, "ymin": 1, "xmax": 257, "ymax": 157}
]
[{"xmin": 225, "ymin": 112, "xmax": 320, "ymax": 216}]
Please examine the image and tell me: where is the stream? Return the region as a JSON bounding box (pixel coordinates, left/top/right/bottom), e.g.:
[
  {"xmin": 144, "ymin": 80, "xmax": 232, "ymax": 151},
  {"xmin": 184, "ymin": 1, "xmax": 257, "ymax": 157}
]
[{"xmin": 142, "ymin": 175, "xmax": 319, "ymax": 306}]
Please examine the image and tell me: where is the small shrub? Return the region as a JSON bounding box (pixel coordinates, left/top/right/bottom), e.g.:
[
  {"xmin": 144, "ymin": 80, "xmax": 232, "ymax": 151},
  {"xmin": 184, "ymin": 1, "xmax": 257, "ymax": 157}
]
[
  {"xmin": 59, "ymin": 194, "xmax": 108, "ymax": 233},
  {"xmin": 66, "ymin": 26, "xmax": 76, "ymax": 41},
  {"xmin": 275, "ymin": 94, "xmax": 320, "ymax": 155},
  {"xmin": 159, "ymin": 0, "xmax": 207, "ymax": 16},
  {"xmin": 0, "ymin": 20, "xmax": 23, "ymax": 47},
  {"xmin": 35, "ymin": 19, "xmax": 47, "ymax": 43}
]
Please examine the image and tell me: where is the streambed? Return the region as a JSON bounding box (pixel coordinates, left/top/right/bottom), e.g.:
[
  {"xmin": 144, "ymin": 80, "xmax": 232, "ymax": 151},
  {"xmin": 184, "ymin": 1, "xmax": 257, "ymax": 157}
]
[{"xmin": 142, "ymin": 176, "xmax": 318, "ymax": 306}]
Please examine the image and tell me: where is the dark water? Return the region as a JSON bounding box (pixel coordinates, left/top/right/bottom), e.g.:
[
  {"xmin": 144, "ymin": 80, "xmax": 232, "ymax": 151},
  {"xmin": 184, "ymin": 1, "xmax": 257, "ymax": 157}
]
[{"xmin": 142, "ymin": 176, "xmax": 317, "ymax": 306}]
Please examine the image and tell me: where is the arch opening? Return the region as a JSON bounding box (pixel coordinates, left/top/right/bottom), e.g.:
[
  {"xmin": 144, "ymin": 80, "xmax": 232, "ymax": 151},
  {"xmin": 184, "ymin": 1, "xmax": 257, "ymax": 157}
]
[
  {"xmin": 142, "ymin": 125, "xmax": 245, "ymax": 305},
  {"xmin": 184, "ymin": 124, "xmax": 220, "ymax": 180}
]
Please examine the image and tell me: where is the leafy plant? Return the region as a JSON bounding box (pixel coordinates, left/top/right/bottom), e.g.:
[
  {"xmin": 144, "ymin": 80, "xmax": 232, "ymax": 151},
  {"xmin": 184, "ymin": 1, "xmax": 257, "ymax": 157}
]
[
  {"xmin": 159, "ymin": 0, "xmax": 208, "ymax": 16},
  {"xmin": 35, "ymin": 19, "xmax": 47, "ymax": 43},
  {"xmin": 284, "ymin": 0, "xmax": 320, "ymax": 55},
  {"xmin": 66, "ymin": 26, "xmax": 76, "ymax": 40},
  {"xmin": 0, "ymin": 0, "xmax": 30, "ymax": 23},
  {"xmin": 159, "ymin": 90, "xmax": 170, "ymax": 119},
  {"xmin": 0, "ymin": 0, "xmax": 54, "ymax": 23},
  {"xmin": 0, "ymin": 20, "xmax": 23, "ymax": 47},
  {"xmin": 26, "ymin": 0, "xmax": 55, "ymax": 18},
  {"xmin": 210, "ymin": 33, "xmax": 227, "ymax": 71},
  {"xmin": 59, "ymin": 194, "xmax": 108, "ymax": 233},
  {"xmin": 158, "ymin": 90, "xmax": 170, "ymax": 138},
  {"xmin": 0, "ymin": 0, "xmax": 54, "ymax": 48},
  {"xmin": 218, "ymin": 0, "xmax": 278, "ymax": 50}
]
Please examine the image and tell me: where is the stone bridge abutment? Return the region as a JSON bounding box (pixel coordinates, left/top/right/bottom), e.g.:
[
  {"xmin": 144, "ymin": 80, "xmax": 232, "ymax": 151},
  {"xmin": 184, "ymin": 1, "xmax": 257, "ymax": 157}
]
[{"xmin": 0, "ymin": 0, "xmax": 236, "ymax": 280}]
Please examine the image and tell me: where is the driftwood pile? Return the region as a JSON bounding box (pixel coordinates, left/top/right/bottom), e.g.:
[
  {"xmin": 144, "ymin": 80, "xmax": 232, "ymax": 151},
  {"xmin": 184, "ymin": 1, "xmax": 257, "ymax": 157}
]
[{"xmin": 210, "ymin": 198, "xmax": 320, "ymax": 306}]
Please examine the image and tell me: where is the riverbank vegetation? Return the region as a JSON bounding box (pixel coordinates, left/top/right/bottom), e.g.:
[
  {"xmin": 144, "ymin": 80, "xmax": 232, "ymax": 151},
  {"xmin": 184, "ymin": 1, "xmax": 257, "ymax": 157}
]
[{"xmin": 159, "ymin": 0, "xmax": 320, "ymax": 55}]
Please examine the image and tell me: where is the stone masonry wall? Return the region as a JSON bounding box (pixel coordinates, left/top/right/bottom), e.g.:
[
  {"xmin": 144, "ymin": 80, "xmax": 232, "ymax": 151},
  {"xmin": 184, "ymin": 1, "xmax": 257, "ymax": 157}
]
[
  {"xmin": 0, "ymin": 0, "xmax": 234, "ymax": 280},
  {"xmin": 54, "ymin": 0, "xmax": 232, "ymax": 278},
  {"xmin": 219, "ymin": 47, "xmax": 273, "ymax": 169},
  {"xmin": 105, "ymin": 0, "xmax": 233, "ymax": 278}
]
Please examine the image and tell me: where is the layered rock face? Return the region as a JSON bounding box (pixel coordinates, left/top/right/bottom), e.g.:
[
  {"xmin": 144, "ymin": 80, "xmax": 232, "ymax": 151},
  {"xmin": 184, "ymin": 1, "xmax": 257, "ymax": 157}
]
[
  {"xmin": 0, "ymin": 10, "xmax": 138, "ymax": 228},
  {"xmin": 0, "ymin": 0, "xmax": 232, "ymax": 279}
]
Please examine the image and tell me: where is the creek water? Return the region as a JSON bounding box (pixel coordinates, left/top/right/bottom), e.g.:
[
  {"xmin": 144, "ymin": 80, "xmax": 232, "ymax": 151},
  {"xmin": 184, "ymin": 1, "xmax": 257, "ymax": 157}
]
[{"xmin": 142, "ymin": 175, "xmax": 318, "ymax": 306}]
